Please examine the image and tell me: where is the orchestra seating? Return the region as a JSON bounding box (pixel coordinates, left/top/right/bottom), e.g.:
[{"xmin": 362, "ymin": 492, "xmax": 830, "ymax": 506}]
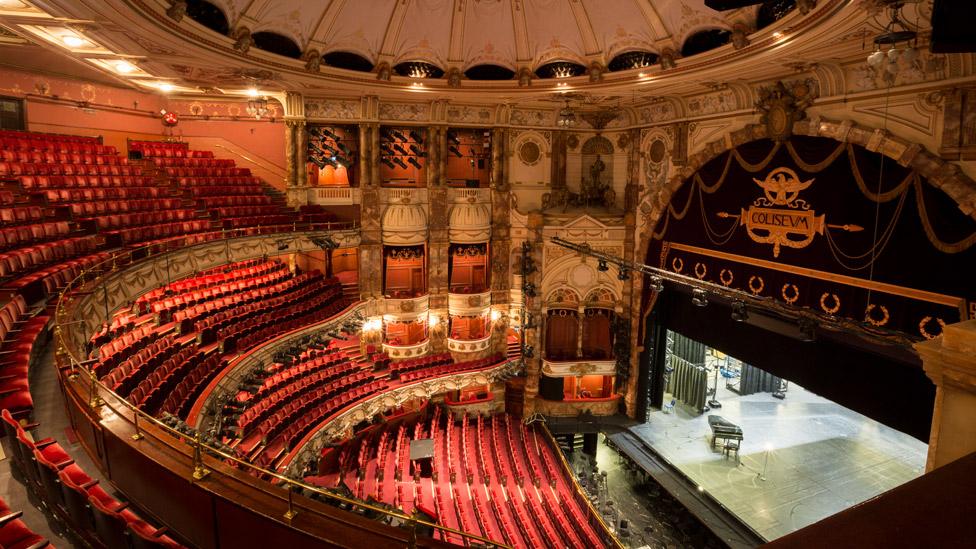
[
  {"xmin": 307, "ymin": 409, "xmax": 609, "ymax": 549},
  {"xmin": 2, "ymin": 409, "xmax": 185, "ymax": 548},
  {"xmin": 88, "ymin": 259, "xmax": 348, "ymax": 419}
]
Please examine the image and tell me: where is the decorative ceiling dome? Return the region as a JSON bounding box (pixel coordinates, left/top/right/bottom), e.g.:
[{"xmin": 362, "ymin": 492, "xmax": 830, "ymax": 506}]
[
  {"xmin": 382, "ymin": 203, "xmax": 428, "ymax": 245},
  {"xmin": 449, "ymin": 203, "xmax": 491, "ymax": 243}
]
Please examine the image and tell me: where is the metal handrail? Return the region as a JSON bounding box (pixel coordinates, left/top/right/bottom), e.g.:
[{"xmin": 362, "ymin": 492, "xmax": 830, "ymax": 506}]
[{"xmin": 53, "ymin": 225, "xmax": 508, "ymax": 548}]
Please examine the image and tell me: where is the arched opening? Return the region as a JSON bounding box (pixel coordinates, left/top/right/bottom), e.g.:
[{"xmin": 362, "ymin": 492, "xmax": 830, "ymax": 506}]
[
  {"xmin": 185, "ymin": 0, "xmax": 229, "ymax": 35},
  {"xmin": 607, "ymin": 50, "xmax": 659, "ymax": 72},
  {"xmin": 323, "ymin": 51, "xmax": 375, "ymax": 72},
  {"xmin": 681, "ymin": 28, "xmax": 732, "ymax": 57},
  {"xmin": 535, "ymin": 60, "xmax": 585, "ymax": 79},
  {"xmin": 756, "ymin": 0, "xmax": 797, "ymax": 30},
  {"xmin": 251, "ymin": 31, "xmax": 302, "ymax": 59},
  {"xmin": 464, "ymin": 64, "xmax": 515, "ymax": 80},
  {"xmin": 393, "ymin": 61, "xmax": 444, "ymax": 79}
]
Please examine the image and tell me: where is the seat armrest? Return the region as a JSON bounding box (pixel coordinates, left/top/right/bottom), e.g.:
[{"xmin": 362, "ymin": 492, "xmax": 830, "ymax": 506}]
[
  {"xmin": 152, "ymin": 526, "xmax": 169, "ymax": 538},
  {"xmin": 0, "ymin": 511, "xmax": 24, "ymax": 527},
  {"xmin": 54, "ymin": 458, "xmax": 75, "ymax": 469},
  {"xmin": 24, "ymin": 541, "xmax": 51, "ymax": 549},
  {"xmin": 34, "ymin": 438, "xmax": 57, "ymax": 449},
  {"xmin": 81, "ymin": 479, "xmax": 99, "ymax": 490}
]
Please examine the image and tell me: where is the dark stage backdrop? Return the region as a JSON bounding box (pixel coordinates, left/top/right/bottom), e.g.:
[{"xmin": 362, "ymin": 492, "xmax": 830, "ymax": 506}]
[{"xmin": 646, "ymin": 136, "xmax": 976, "ymax": 338}]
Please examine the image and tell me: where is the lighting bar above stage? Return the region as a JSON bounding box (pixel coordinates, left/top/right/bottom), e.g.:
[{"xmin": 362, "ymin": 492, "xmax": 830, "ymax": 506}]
[{"xmin": 547, "ymin": 237, "xmax": 917, "ymax": 349}]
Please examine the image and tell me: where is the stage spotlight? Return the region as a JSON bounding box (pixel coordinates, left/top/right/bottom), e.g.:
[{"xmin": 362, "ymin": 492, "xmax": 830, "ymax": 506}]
[
  {"xmin": 691, "ymin": 288, "xmax": 708, "ymax": 307},
  {"xmin": 730, "ymin": 300, "xmax": 748, "ymax": 322},
  {"xmin": 618, "ymin": 268, "xmax": 630, "ymax": 281},
  {"xmin": 649, "ymin": 276, "xmax": 664, "ymax": 293},
  {"xmin": 597, "ymin": 259, "xmax": 609, "ymax": 272}
]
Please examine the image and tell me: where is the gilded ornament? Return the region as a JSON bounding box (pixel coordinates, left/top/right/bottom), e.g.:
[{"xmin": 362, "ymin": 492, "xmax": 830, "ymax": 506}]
[
  {"xmin": 918, "ymin": 316, "xmax": 946, "ymax": 339},
  {"xmin": 671, "ymin": 257, "xmax": 684, "ymax": 273},
  {"xmin": 719, "ymin": 268, "xmax": 734, "ymax": 287},
  {"xmin": 864, "ymin": 304, "xmax": 889, "ymax": 326},
  {"xmin": 748, "ymin": 275, "xmax": 765, "ymax": 295},
  {"xmin": 694, "ymin": 262, "xmax": 707, "ymax": 280}
]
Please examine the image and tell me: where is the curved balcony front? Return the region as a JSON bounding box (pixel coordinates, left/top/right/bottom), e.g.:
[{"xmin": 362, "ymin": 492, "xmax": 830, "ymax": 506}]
[
  {"xmin": 448, "ymin": 290, "xmax": 491, "ymax": 315},
  {"xmin": 384, "ymin": 294, "xmax": 430, "ymax": 318},
  {"xmin": 447, "ymin": 334, "xmax": 493, "ymax": 354},
  {"xmin": 383, "ymin": 339, "xmax": 431, "ymax": 359}
]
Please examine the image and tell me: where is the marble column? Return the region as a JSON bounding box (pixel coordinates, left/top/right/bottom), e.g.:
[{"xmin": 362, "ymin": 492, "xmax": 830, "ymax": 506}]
[
  {"xmin": 428, "ymin": 126, "xmax": 450, "ymax": 353},
  {"xmin": 284, "ymin": 120, "xmax": 297, "ymax": 186},
  {"xmin": 916, "ymin": 319, "xmax": 976, "ymax": 471},
  {"xmin": 522, "ymin": 212, "xmax": 545, "ymax": 416},
  {"xmin": 370, "ymin": 123, "xmax": 381, "ymax": 187},
  {"xmin": 358, "ymin": 123, "xmax": 371, "ymax": 188},
  {"xmin": 623, "ymin": 127, "xmax": 641, "ymax": 417},
  {"xmin": 295, "ymin": 120, "xmax": 307, "ymax": 189}
]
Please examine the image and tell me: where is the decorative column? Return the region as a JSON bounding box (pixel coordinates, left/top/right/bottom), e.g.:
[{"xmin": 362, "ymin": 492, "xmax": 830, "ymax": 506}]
[
  {"xmin": 522, "ymin": 212, "xmax": 545, "ymax": 416},
  {"xmin": 358, "ymin": 123, "xmax": 371, "ymax": 189},
  {"xmin": 489, "ymin": 128, "xmax": 512, "ymax": 358},
  {"xmin": 622, "ymin": 127, "xmax": 640, "ymax": 417},
  {"xmin": 370, "ymin": 123, "xmax": 381, "ymax": 187},
  {"xmin": 283, "ymin": 120, "xmax": 303, "ymax": 207},
  {"xmin": 295, "ymin": 120, "xmax": 308, "ymax": 189},
  {"xmin": 428, "ymin": 126, "xmax": 450, "ymax": 353},
  {"xmin": 916, "ymin": 320, "xmax": 976, "ymax": 471}
]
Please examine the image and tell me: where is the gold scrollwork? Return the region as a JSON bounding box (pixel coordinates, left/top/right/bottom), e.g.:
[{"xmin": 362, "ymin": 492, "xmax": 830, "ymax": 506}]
[
  {"xmin": 694, "ymin": 262, "xmax": 707, "ymax": 280},
  {"xmin": 748, "ymin": 275, "xmax": 764, "ymax": 295},
  {"xmin": 671, "ymin": 257, "xmax": 684, "ymax": 273},
  {"xmin": 819, "ymin": 292, "xmax": 841, "ymax": 315},
  {"xmin": 719, "ymin": 269, "xmax": 734, "ymax": 287},
  {"xmin": 781, "ymin": 283, "xmax": 800, "ymax": 304},
  {"xmin": 864, "ymin": 304, "xmax": 890, "ymax": 326},
  {"xmin": 919, "ymin": 316, "xmax": 946, "ymax": 339}
]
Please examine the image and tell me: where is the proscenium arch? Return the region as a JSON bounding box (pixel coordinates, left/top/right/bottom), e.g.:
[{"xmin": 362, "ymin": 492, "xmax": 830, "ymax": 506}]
[{"xmin": 636, "ymin": 117, "xmax": 976, "ymax": 269}]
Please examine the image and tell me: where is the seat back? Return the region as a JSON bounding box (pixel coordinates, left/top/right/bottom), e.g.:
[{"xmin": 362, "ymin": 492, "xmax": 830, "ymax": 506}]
[
  {"xmin": 88, "ymin": 495, "xmax": 131, "ymax": 549},
  {"xmin": 33, "ymin": 448, "xmax": 68, "ymax": 511},
  {"xmin": 58, "ymin": 469, "xmax": 96, "ymax": 533}
]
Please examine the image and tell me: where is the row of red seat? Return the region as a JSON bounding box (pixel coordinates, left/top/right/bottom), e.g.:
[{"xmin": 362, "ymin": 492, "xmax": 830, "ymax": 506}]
[
  {"xmin": 133, "ymin": 259, "xmax": 281, "ymax": 314},
  {"xmin": 39, "ymin": 187, "xmax": 162, "ymax": 203},
  {"xmin": 173, "ymin": 271, "xmax": 320, "ymax": 332},
  {"xmin": 198, "ymin": 195, "xmax": 272, "ymax": 208},
  {"xmin": 19, "ymin": 174, "xmax": 152, "ymax": 190},
  {"xmin": 2, "ymin": 410, "xmax": 184, "ymax": 548},
  {"xmin": 150, "ymin": 264, "xmax": 290, "ymax": 322},
  {"xmin": 0, "ymin": 296, "xmax": 48, "ymax": 418},
  {"xmin": 113, "ymin": 220, "xmax": 212, "ymax": 245},
  {"xmin": 222, "ymin": 215, "xmax": 294, "ymax": 229},
  {"xmin": 151, "ymin": 157, "xmax": 233, "ymax": 168},
  {"xmin": 0, "ymin": 237, "xmax": 106, "ymax": 288},
  {"xmin": 3, "ymin": 164, "xmax": 143, "ymax": 177},
  {"xmin": 0, "ymin": 494, "xmax": 54, "ymax": 548},
  {"xmin": 165, "ymin": 167, "xmax": 250, "ymax": 178},
  {"xmin": 91, "ymin": 210, "xmax": 199, "ymax": 231},
  {"xmin": 187, "ymin": 185, "xmax": 266, "ymax": 197},
  {"xmin": 1, "ymin": 139, "xmax": 114, "ymax": 155},
  {"xmin": 212, "ymin": 205, "xmax": 283, "ymax": 219},
  {"xmin": 69, "ymin": 198, "xmax": 184, "ymax": 217},
  {"xmin": 241, "ymin": 347, "xmax": 351, "ymax": 403},
  {"xmin": 1, "ymin": 222, "xmax": 69, "ymax": 250},
  {"xmin": 1, "ymin": 128, "xmax": 99, "ymax": 142},
  {"xmin": 176, "ymin": 176, "xmax": 262, "ymax": 186},
  {"xmin": 0, "ymin": 205, "xmax": 43, "ymax": 225},
  {"xmin": 1, "ymin": 150, "xmax": 126, "ymax": 165},
  {"xmin": 101, "ymin": 335, "xmax": 181, "ymax": 396},
  {"xmin": 129, "ymin": 141, "xmax": 213, "ymax": 160}
]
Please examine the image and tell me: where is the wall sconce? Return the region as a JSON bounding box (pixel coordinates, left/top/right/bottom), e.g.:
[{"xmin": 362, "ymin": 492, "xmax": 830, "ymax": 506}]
[
  {"xmin": 597, "ymin": 259, "xmax": 609, "ymax": 272},
  {"xmin": 363, "ymin": 318, "xmax": 383, "ymax": 332},
  {"xmin": 691, "ymin": 288, "xmax": 708, "ymax": 307},
  {"xmin": 490, "ymin": 309, "xmax": 502, "ymax": 322}
]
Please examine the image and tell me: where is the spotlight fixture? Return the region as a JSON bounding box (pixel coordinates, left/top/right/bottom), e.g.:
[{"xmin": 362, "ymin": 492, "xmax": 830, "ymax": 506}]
[
  {"xmin": 114, "ymin": 61, "xmax": 136, "ymax": 74},
  {"xmin": 649, "ymin": 276, "xmax": 664, "ymax": 293},
  {"xmin": 730, "ymin": 300, "xmax": 748, "ymax": 322},
  {"xmin": 691, "ymin": 288, "xmax": 708, "ymax": 307},
  {"xmin": 597, "ymin": 259, "xmax": 609, "ymax": 272},
  {"xmin": 617, "ymin": 268, "xmax": 630, "ymax": 281}
]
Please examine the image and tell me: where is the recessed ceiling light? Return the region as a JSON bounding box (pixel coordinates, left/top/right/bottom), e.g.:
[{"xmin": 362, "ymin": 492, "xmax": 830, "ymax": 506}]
[
  {"xmin": 247, "ymin": 88, "xmax": 259, "ymax": 97},
  {"xmin": 772, "ymin": 31, "xmax": 784, "ymax": 39},
  {"xmin": 115, "ymin": 61, "xmax": 135, "ymax": 74},
  {"xmin": 158, "ymin": 82, "xmax": 174, "ymax": 92},
  {"xmin": 61, "ymin": 35, "xmax": 86, "ymax": 48}
]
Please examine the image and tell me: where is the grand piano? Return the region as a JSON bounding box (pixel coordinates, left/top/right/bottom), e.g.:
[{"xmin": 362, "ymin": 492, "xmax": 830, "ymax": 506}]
[{"xmin": 708, "ymin": 415, "xmax": 744, "ymax": 450}]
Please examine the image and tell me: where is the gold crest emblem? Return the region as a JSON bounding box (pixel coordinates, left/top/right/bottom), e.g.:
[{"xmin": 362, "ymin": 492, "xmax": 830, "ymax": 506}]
[{"xmin": 719, "ymin": 167, "xmax": 861, "ymax": 257}]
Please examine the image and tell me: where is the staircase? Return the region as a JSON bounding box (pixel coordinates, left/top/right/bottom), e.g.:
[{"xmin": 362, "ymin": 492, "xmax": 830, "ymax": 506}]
[{"xmin": 506, "ymin": 336, "xmax": 521, "ymax": 359}]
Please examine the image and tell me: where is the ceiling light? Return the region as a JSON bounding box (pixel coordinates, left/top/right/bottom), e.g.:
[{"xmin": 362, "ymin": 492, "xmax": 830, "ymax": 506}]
[
  {"xmin": 157, "ymin": 82, "xmax": 174, "ymax": 92},
  {"xmin": 691, "ymin": 288, "xmax": 708, "ymax": 307},
  {"xmin": 247, "ymin": 88, "xmax": 259, "ymax": 97},
  {"xmin": 597, "ymin": 260, "xmax": 609, "ymax": 272},
  {"xmin": 772, "ymin": 32, "xmax": 783, "ymax": 39},
  {"xmin": 114, "ymin": 61, "xmax": 135, "ymax": 74},
  {"xmin": 61, "ymin": 35, "xmax": 86, "ymax": 48},
  {"xmin": 557, "ymin": 100, "xmax": 576, "ymax": 128}
]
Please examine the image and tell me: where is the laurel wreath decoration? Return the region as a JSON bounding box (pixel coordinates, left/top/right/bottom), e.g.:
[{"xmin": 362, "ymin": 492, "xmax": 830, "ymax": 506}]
[
  {"xmin": 819, "ymin": 292, "xmax": 841, "ymax": 315},
  {"xmin": 864, "ymin": 304, "xmax": 890, "ymax": 326},
  {"xmin": 781, "ymin": 283, "xmax": 800, "ymax": 304},
  {"xmin": 671, "ymin": 257, "xmax": 684, "ymax": 273},
  {"xmin": 918, "ymin": 316, "xmax": 945, "ymax": 339},
  {"xmin": 719, "ymin": 269, "xmax": 734, "ymax": 287},
  {"xmin": 694, "ymin": 262, "xmax": 707, "ymax": 280},
  {"xmin": 748, "ymin": 275, "xmax": 764, "ymax": 295}
]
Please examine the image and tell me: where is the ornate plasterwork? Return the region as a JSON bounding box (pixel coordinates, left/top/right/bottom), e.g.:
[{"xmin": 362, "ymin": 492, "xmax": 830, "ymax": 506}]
[
  {"xmin": 533, "ymin": 394, "xmax": 621, "ymax": 417},
  {"xmin": 384, "ymin": 295, "xmax": 430, "ymax": 317},
  {"xmin": 448, "ymin": 202, "xmax": 491, "ymax": 243},
  {"xmin": 378, "ymin": 102, "xmax": 430, "ymax": 121},
  {"xmin": 510, "ymin": 108, "xmax": 556, "ymax": 127},
  {"xmin": 447, "ymin": 335, "xmax": 493, "ymax": 353},
  {"xmin": 446, "ymin": 104, "xmax": 494, "ymax": 124},
  {"xmin": 383, "ymin": 339, "xmax": 431, "ymax": 359},
  {"xmin": 638, "ymin": 101, "xmax": 678, "ymax": 125},
  {"xmin": 448, "ymin": 291, "xmax": 491, "ymax": 315},
  {"xmin": 304, "ymin": 99, "xmax": 360, "ymax": 120},
  {"xmin": 542, "ymin": 359, "xmax": 617, "ymax": 377}
]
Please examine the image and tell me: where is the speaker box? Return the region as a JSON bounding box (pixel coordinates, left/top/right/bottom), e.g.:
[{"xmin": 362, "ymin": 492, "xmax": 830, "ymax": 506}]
[{"xmin": 931, "ymin": 0, "xmax": 974, "ymax": 53}]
